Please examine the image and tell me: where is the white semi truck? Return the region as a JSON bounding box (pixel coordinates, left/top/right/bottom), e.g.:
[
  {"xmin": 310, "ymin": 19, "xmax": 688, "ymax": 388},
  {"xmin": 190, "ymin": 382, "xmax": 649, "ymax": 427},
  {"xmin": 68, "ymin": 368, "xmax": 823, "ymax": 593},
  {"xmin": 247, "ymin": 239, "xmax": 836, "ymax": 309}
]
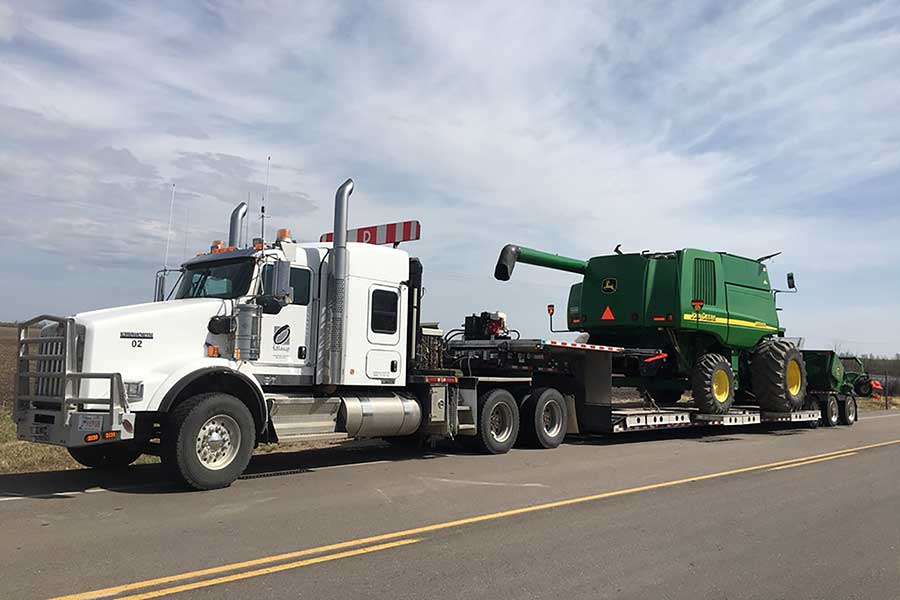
[{"xmin": 13, "ymin": 180, "xmax": 841, "ymax": 490}]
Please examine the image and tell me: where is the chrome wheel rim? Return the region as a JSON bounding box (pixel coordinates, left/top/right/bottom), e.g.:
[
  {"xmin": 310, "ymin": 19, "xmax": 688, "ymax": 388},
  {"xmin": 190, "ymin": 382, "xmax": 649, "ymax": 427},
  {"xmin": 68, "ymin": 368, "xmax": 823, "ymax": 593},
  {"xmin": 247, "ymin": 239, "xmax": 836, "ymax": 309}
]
[
  {"xmin": 541, "ymin": 400, "xmax": 563, "ymax": 438},
  {"xmin": 848, "ymin": 400, "xmax": 857, "ymax": 422},
  {"xmin": 489, "ymin": 402, "xmax": 514, "ymax": 444},
  {"xmin": 196, "ymin": 414, "xmax": 241, "ymax": 470}
]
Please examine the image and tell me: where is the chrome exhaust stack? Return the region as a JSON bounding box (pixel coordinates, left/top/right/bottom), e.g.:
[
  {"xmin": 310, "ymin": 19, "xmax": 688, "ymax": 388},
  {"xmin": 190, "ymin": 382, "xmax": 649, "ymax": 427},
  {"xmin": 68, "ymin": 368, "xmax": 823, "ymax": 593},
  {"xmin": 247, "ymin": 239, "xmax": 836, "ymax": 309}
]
[
  {"xmin": 326, "ymin": 179, "xmax": 353, "ymax": 384},
  {"xmin": 228, "ymin": 202, "xmax": 248, "ymax": 247}
]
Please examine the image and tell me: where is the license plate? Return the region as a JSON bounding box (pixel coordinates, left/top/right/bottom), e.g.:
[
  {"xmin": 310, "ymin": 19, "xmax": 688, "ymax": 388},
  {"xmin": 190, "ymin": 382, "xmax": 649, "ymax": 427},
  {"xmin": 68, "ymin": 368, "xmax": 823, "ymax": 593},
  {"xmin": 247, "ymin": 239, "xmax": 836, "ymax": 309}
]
[{"xmin": 77, "ymin": 414, "xmax": 104, "ymax": 432}]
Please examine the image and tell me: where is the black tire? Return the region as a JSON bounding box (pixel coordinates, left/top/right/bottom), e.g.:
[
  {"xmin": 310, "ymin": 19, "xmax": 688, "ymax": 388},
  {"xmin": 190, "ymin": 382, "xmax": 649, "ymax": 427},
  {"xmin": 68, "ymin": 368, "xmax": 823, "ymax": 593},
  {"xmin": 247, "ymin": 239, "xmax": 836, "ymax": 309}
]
[
  {"xmin": 839, "ymin": 397, "xmax": 857, "ymax": 426},
  {"xmin": 163, "ymin": 393, "xmax": 255, "ymax": 490},
  {"xmin": 519, "ymin": 387, "xmax": 567, "ymax": 449},
  {"xmin": 751, "ymin": 339, "xmax": 807, "ymax": 412},
  {"xmin": 691, "ymin": 354, "xmax": 735, "ymax": 414},
  {"xmin": 68, "ymin": 443, "xmax": 142, "ymax": 469},
  {"xmin": 648, "ymin": 389, "xmax": 683, "ymax": 406},
  {"xmin": 854, "ymin": 378, "xmax": 873, "ymax": 397},
  {"xmin": 474, "ymin": 389, "xmax": 519, "ymax": 454},
  {"xmin": 822, "ymin": 395, "xmax": 839, "ymax": 427}
]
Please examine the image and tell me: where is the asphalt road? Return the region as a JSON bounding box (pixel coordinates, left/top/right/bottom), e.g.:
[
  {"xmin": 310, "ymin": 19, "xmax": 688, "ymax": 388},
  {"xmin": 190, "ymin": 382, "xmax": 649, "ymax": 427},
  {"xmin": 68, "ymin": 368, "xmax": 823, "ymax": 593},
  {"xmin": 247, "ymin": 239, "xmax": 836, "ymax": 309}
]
[{"xmin": 2, "ymin": 412, "xmax": 900, "ymax": 600}]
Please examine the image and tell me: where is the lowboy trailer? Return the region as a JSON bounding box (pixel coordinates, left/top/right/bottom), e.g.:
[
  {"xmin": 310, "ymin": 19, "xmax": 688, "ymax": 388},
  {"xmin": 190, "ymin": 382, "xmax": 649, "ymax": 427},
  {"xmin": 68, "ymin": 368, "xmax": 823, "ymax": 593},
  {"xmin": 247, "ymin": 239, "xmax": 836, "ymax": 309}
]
[{"xmin": 13, "ymin": 179, "xmax": 852, "ymax": 491}]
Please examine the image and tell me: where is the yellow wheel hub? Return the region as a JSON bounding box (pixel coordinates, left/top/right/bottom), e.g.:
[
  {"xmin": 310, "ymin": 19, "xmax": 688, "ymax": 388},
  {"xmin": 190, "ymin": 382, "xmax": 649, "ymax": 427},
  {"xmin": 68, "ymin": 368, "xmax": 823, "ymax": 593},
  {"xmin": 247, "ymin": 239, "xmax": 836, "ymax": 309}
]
[
  {"xmin": 712, "ymin": 369, "xmax": 730, "ymax": 403},
  {"xmin": 787, "ymin": 359, "xmax": 802, "ymax": 396}
]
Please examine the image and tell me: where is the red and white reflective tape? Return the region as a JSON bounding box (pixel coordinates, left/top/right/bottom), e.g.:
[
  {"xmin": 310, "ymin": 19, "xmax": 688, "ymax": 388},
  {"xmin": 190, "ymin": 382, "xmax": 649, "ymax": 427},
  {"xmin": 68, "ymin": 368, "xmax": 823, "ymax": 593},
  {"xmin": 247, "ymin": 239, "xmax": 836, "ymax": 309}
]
[
  {"xmin": 544, "ymin": 340, "xmax": 624, "ymax": 353},
  {"xmin": 320, "ymin": 220, "xmax": 421, "ymax": 245}
]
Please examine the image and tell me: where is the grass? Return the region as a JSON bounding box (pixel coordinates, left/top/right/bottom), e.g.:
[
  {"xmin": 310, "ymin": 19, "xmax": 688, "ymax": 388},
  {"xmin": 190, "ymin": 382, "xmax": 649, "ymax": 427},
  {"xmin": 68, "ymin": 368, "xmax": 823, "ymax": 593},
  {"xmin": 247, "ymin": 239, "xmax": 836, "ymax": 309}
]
[{"xmin": 1, "ymin": 323, "xmax": 897, "ymax": 475}]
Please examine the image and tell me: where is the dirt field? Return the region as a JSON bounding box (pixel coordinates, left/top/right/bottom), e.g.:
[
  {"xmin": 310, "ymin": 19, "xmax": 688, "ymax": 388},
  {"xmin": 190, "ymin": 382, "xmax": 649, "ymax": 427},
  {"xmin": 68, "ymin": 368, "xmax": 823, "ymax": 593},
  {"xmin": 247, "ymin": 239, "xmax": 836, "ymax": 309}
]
[{"xmin": 1, "ymin": 324, "xmax": 897, "ymax": 475}]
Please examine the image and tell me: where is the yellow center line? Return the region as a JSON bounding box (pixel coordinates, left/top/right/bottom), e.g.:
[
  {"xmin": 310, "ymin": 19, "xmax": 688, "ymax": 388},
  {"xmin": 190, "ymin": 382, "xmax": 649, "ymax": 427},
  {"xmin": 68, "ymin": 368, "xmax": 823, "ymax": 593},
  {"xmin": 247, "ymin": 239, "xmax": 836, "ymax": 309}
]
[
  {"xmin": 51, "ymin": 437, "xmax": 900, "ymax": 600},
  {"xmin": 114, "ymin": 538, "xmax": 420, "ymax": 600},
  {"xmin": 768, "ymin": 452, "xmax": 857, "ymax": 471}
]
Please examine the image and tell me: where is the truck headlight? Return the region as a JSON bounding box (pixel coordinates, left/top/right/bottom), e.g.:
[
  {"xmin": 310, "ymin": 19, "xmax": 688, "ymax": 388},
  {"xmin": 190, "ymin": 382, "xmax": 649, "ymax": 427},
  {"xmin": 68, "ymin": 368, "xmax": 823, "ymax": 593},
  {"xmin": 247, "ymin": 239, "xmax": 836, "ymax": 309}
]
[{"xmin": 124, "ymin": 381, "xmax": 144, "ymax": 401}]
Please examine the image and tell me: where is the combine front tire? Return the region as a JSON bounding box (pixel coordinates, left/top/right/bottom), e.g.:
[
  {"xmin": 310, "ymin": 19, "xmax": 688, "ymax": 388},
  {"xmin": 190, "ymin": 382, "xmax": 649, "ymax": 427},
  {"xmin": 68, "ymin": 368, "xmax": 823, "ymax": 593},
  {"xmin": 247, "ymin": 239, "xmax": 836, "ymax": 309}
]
[
  {"xmin": 854, "ymin": 378, "xmax": 873, "ymax": 397},
  {"xmin": 68, "ymin": 443, "xmax": 142, "ymax": 469},
  {"xmin": 520, "ymin": 387, "xmax": 567, "ymax": 449},
  {"xmin": 751, "ymin": 340, "xmax": 807, "ymax": 412},
  {"xmin": 822, "ymin": 395, "xmax": 839, "ymax": 427},
  {"xmin": 691, "ymin": 354, "xmax": 735, "ymax": 414},
  {"xmin": 839, "ymin": 397, "xmax": 857, "ymax": 426},
  {"xmin": 474, "ymin": 389, "xmax": 519, "ymax": 454},
  {"xmin": 163, "ymin": 393, "xmax": 255, "ymax": 490}
]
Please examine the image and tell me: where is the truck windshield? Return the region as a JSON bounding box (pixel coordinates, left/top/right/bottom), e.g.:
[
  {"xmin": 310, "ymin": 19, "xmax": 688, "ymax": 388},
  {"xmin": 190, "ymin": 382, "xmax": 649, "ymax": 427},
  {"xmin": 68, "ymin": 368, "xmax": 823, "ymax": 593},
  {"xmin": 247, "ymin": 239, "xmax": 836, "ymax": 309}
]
[{"xmin": 175, "ymin": 259, "xmax": 255, "ymax": 300}]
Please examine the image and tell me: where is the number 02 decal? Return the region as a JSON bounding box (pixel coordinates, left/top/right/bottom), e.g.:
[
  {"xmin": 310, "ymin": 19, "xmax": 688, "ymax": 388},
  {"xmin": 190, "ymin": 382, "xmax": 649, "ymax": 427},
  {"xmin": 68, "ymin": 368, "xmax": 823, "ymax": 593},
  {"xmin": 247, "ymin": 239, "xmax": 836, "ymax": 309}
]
[{"xmin": 131, "ymin": 340, "xmax": 142, "ymax": 348}]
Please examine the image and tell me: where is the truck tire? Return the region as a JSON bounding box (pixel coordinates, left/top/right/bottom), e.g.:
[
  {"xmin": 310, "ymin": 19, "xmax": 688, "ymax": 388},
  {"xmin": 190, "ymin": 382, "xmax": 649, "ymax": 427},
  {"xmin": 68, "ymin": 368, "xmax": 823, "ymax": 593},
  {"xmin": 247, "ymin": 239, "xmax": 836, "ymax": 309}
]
[
  {"xmin": 164, "ymin": 393, "xmax": 255, "ymax": 490},
  {"xmin": 839, "ymin": 397, "xmax": 857, "ymax": 426},
  {"xmin": 751, "ymin": 340, "xmax": 807, "ymax": 413},
  {"xmin": 648, "ymin": 389, "xmax": 683, "ymax": 406},
  {"xmin": 691, "ymin": 354, "xmax": 735, "ymax": 414},
  {"xmin": 520, "ymin": 387, "xmax": 567, "ymax": 449},
  {"xmin": 822, "ymin": 395, "xmax": 839, "ymax": 427},
  {"xmin": 854, "ymin": 378, "xmax": 872, "ymax": 397},
  {"xmin": 68, "ymin": 443, "xmax": 142, "ymax": 469},
  {"xmin": 475, "ymin": 389, "xmax": 519, "ymax": 454}
]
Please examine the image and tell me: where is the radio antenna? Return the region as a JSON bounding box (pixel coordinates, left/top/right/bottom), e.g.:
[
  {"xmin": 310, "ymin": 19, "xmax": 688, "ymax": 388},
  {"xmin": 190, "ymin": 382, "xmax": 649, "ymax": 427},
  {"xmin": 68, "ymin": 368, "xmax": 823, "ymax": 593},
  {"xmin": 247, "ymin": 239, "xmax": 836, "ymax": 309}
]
[
  {"xmin": 163, "ymin": 183, "xmax": 176, "ymax": 269},
  {"xmin": 261, "ymin": 155, "xmax": 271, "ymax": 240},
  {"xmin": 181, "ymin": 204, "xmax": 190, "ymax": 261}
]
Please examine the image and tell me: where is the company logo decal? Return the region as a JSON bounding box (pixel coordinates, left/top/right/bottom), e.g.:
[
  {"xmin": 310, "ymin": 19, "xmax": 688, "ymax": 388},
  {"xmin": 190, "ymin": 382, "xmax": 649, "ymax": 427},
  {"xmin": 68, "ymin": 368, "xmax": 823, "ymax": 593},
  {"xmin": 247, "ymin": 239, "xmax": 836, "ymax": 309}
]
[
  {"xmin": 273, "ymin": 324, "xmax": 291, "ymax": 345},
  {"xmin": 601, "ymin": 278, "xmax": 618, "ymax": 294}
]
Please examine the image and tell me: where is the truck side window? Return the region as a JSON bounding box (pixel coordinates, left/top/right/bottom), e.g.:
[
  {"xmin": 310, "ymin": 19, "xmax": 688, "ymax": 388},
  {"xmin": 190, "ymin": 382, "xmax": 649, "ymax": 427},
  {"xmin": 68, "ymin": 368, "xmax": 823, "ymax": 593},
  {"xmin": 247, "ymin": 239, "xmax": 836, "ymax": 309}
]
[
  {"xmin": 693, "ymin": 258, "xmax": 717, "ymax": 305},
  {"xmin": 261, "ymin": 265, "xmax": 311, "ymax": 306},
  {"xmin": 371, "ymin": 289, "xmax": 399, "ymax": 334},
  {"xmin": 290, "ymin": 268, "xmax": 311, "ymax": 306}
]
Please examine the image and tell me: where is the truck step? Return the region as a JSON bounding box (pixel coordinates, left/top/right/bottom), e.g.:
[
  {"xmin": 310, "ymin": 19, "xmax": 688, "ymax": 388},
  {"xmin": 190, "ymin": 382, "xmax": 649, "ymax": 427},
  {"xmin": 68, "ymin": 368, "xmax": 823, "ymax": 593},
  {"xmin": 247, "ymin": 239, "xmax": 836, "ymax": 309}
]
[
  {"xmin": 457, "ymin": 423, "xmax": 477, "ymax": 432},
  {"xmin": 456, "ymin": 404, "xmax": 475, "ymax": 426}
]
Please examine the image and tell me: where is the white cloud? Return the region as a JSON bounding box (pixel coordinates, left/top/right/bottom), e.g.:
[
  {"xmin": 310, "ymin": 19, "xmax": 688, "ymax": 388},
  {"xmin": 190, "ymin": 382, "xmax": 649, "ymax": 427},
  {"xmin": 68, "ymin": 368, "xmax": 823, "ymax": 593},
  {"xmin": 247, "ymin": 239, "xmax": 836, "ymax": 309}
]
[
  {"xmin": 1, "ymin": 1, "xmax": 899, "ymax": 354},
  {"xmin": 0, "ymin": 3, "xmax": 15, "ymax": 42}
]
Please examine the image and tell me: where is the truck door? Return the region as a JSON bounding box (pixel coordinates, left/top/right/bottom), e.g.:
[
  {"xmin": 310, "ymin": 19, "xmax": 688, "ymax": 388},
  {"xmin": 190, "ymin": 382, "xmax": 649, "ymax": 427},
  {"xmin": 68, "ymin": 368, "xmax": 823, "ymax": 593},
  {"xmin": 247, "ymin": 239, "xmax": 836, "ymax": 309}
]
[{"xmin": 256, "ymin": 255, "xmax": 315, "ymax": 382}]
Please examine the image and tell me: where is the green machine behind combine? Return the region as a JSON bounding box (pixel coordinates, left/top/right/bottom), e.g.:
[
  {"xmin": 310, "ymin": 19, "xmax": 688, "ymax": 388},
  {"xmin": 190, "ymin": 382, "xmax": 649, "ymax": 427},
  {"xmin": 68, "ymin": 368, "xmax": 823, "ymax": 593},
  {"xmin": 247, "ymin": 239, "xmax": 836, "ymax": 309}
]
[{"xmin": 495, "ymin": 245, "xmax": 808, "ymax": 415}]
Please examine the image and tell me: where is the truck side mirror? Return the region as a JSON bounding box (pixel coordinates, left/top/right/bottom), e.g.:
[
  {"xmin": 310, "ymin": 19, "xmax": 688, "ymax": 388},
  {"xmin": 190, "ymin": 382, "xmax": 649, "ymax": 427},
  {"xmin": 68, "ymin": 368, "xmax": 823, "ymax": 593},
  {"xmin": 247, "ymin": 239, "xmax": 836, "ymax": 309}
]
[
  {"xmin": 270, "ymin": 260, "xmax": 293, "ymax": 303},
  {"xmin": 787, "ymin": 272, "xmax": 796, "ymax": 290}
]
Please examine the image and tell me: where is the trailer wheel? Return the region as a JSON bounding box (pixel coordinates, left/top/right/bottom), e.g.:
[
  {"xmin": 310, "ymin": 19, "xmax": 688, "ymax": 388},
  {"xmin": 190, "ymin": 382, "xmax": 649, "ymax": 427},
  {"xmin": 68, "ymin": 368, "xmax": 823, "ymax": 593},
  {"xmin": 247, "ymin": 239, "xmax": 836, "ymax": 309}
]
[
  {"xmin": 751, "ymin": 340, "xmax": 807, "ymax": 412},
  {"xmin": 839, "ymin": 397, "xmax": 857, "ymax": 426},
  {"xmin": 520, "ymin": 387, "xmax": 567, "ymax": 449},
  {"xmin": 68, "ymin": 443, "xmax": 142, "ymax": 469},
  {"xmin": 822, "ymin": 395, "xmax": 839, "ymax": 427},
  {"xmin": 475, "ymin": 389, "xmax": 519, "ymax": 454},
  {"xmin": 164, "ymin": 393, "xmax": 255, "ymax": 490},
  {"xmin": 691, "ymin": 354, "xmax": 735, "ymax": 414}
]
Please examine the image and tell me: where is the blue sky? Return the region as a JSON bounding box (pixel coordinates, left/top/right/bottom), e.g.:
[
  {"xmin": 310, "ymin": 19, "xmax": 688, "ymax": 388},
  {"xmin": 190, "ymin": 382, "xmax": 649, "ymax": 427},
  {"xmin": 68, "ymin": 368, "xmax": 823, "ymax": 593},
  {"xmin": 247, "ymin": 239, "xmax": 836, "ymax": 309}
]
[{"xmin": 1, "ymin": 1, "xmax": 899, "ymax": 354}]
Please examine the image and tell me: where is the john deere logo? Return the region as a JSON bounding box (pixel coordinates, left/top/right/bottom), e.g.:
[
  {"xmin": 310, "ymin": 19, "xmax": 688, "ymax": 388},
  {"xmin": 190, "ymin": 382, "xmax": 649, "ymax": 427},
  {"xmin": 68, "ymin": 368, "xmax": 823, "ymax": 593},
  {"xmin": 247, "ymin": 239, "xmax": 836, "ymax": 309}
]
[
  {"xmin": 273, "ymin": 324, "xmax": 291, "ymax": 345},
  {"xmin": 601, "ymin": 278, "xmax": 618, "ymax": 294}
]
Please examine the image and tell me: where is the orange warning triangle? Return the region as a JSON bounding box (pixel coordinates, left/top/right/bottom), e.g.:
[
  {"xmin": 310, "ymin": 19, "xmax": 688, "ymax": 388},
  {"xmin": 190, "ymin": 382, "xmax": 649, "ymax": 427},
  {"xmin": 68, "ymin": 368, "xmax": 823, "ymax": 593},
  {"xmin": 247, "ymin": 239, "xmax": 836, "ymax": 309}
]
[{"xmin": 601, "ymin": 306, "xmax": 615, "ymax": 321}]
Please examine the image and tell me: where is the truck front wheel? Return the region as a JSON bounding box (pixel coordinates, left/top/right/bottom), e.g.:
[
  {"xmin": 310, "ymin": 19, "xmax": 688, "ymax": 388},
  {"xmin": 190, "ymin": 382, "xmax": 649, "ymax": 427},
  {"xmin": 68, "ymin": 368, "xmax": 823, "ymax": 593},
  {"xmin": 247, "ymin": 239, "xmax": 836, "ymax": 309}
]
[
  {"xmin": 475, "ymin": 389, "xmax": 519, "ymax": 454},
  {"xmin": 164, "ymin": 393, "xmax": 255, "ymax": 490},
  {"xmin": 68, "ymin": 443, "xmax": 142, "ymax": 469}
]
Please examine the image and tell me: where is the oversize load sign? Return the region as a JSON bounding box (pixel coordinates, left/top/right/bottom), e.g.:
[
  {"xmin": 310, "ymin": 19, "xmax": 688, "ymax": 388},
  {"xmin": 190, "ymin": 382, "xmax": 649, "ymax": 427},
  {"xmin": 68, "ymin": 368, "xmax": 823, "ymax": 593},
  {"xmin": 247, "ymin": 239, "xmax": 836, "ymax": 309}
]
[{"xmin": 320, "ymin": 220, "xmax": 421, "ymax": 245}]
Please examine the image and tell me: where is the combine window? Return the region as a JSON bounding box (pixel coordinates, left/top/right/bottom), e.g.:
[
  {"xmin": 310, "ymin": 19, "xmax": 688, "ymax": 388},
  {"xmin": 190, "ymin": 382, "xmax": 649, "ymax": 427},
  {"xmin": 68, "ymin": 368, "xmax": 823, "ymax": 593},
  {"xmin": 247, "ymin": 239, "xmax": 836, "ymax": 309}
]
[
  {"xmin": 371, "ymin": 289, "xmax": 399, "ymax": 334},
  {"xmin": 693, "ymin": 258, "xmax": 717, "ymax": 305}
]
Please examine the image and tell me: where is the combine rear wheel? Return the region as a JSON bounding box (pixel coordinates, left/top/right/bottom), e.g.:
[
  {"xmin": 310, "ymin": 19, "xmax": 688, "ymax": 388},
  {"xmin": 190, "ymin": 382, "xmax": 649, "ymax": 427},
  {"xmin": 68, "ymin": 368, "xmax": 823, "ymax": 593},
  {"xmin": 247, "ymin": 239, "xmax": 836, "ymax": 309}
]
[
  {"xmin": 822, "ymin": 395, "xmax": 839, "ymax": 427},
  {"xmin": 691, "ymin": 354, "xmax": 735, "ymax": 414},
  {"xmin": 751, "ymin": 340, "xmax": 807, "ymax": 412},
  {"xmin": 839, "ymin": 397, "xmax": 857, "ymax": 426},
  {"xmin": 854, "ymin": 378, "xmax": 873, "ymax": 397},
  {"xmin": 648, "ymin": 389, "xmax": 683, "ymax": 407}
]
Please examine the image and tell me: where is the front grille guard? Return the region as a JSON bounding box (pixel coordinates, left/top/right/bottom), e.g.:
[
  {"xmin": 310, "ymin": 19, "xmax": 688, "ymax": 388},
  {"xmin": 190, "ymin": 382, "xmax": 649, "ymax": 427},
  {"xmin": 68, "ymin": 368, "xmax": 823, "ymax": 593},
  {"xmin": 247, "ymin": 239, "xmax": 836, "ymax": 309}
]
[{"xmin": 14, "ymin": 315, "xmax": 129, "ymax": 433}]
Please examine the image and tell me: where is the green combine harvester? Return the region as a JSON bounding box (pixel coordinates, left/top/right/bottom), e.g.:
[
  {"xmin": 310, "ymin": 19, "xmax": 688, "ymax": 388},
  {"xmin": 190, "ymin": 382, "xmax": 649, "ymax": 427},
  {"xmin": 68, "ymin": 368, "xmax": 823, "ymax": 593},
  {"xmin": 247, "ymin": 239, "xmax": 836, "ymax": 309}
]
[{"xmin": 495, "ymin": 245, "xmax": 810, "ymax": 415}]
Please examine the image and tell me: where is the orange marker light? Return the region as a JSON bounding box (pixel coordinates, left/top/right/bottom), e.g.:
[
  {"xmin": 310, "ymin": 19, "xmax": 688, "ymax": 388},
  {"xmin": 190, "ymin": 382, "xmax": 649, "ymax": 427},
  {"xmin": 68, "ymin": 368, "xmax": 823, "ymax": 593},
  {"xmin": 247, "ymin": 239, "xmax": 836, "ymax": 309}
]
[
  {"xmin": 547, "ymin": 304, "xmax": 555, "ymax": 316},
  {"xmin": 277, "ymin": 228, "xmax": 292, "ymax": 242},
  {"xmin": 103, "ymin": 431, "xmax": 117, "ymax": 440},
  {"xmin": 206, "ymin": 345, "xmax": 220, "ymax": 358},
  {"xmin": 84, "ymin": 433, "xmax": 100, "ymax": 443}
]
